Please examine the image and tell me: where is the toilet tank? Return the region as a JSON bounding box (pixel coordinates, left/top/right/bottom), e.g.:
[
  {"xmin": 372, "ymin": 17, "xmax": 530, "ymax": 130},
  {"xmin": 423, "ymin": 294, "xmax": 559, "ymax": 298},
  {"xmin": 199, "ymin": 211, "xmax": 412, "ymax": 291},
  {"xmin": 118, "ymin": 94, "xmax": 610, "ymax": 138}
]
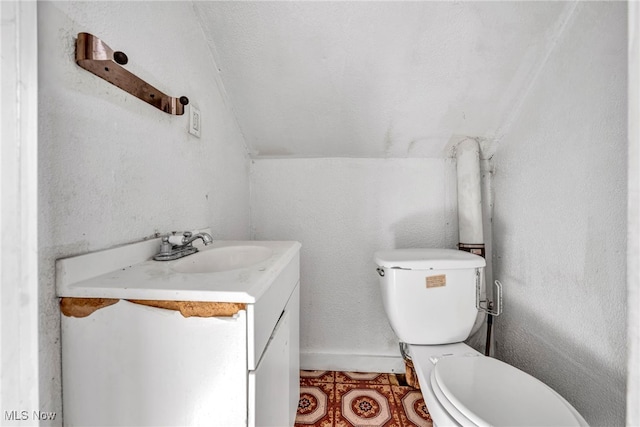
[{"xmin": 374, "ymin": 248, "xmax": 486, "ymax": 345}]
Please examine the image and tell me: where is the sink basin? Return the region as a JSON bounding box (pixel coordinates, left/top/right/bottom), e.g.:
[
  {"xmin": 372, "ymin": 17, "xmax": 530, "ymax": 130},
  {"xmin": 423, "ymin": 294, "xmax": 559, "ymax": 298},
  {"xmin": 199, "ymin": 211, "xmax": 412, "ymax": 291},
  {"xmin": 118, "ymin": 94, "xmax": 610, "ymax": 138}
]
[
  {"xmin": 171, "ymin": 245, "xmax": 273, "ymax": 274},
  {"xmin": 56, "ymin": 235, "xmax": 301, "ymax": 303}
]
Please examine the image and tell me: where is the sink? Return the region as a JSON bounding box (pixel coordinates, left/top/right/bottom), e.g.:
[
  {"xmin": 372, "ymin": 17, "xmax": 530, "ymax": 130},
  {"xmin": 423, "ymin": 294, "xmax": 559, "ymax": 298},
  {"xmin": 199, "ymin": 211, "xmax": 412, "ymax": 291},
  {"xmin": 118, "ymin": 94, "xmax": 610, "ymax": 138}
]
[
  {"xmin": 56, "ymin": 237, "xmax": 300, "ymax": 303},
  {"xmin": 171, "ymin": 245, "xmax": 273, "ymax": 274}
]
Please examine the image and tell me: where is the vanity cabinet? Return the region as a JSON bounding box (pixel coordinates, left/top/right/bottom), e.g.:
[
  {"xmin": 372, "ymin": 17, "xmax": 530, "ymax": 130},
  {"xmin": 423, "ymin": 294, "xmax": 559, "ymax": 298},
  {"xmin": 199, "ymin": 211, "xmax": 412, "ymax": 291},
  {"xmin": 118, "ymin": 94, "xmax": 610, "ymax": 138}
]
[{"xmin": 59, "ymin": 242, "xmax": 300, "ymax": 427}]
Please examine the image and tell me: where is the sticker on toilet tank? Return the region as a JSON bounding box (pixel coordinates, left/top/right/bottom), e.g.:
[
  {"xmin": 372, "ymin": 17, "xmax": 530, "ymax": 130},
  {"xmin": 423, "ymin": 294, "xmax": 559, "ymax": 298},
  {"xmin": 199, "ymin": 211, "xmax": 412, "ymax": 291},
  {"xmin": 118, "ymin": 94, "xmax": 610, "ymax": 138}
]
[{"xmin": 426, "ymin": 274, "xmax": 446, "ymax": 288}]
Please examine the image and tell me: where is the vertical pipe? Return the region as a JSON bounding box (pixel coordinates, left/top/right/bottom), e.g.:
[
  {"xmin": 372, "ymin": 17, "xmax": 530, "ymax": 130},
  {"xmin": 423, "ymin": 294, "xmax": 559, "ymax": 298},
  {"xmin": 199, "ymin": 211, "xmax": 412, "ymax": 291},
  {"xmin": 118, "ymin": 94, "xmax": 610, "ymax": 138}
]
[
  {"xmin": 485, "ymin": 304, "xmax": 494, "ymax": 356},
  {"xmin": 456, "ymin": 138, "xmax": 485, "ymax": 256},
  {"xmin": 455, "ymin": 138, "xmax": 492, "ymax": 355}
]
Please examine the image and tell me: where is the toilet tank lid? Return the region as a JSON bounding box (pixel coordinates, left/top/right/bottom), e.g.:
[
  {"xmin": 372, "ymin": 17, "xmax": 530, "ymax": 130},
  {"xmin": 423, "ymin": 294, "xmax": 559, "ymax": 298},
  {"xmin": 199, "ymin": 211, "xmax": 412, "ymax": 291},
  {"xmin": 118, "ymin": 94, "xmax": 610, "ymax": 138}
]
[{"xmin": 374, "ymin": 248, "xmax": 485, "ymax": 270}]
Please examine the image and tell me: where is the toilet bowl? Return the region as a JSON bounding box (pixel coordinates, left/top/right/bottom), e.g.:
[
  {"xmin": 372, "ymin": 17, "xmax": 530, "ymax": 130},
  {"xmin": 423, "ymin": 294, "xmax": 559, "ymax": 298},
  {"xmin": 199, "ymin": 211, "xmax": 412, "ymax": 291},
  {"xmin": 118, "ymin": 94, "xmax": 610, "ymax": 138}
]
[{"xmin": 374, "ymin": 248, "xmax": 588, "ymax": 427}]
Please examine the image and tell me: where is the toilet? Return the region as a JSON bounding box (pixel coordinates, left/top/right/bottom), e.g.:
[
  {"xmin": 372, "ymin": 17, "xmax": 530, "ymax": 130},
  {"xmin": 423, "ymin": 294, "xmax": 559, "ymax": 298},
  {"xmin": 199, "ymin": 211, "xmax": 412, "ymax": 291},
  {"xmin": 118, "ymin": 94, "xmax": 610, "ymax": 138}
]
[{"xmin": 374, "ymin": 248, "xmax": 588, "ymax": 427}]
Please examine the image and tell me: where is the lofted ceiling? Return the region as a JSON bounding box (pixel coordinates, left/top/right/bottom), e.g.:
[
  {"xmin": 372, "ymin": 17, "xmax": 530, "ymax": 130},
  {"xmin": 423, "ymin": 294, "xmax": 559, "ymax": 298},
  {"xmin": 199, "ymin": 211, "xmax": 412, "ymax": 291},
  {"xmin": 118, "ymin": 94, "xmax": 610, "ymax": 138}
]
[{"xmin": 194, "ymin": 1, "xmax": 575, "ymax": 158}]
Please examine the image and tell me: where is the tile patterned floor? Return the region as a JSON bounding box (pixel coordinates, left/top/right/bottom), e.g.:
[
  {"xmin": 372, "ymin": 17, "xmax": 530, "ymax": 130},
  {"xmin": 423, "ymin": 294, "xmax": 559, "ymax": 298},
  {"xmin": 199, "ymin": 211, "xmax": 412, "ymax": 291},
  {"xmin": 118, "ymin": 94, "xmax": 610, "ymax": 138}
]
[{"xmin": 295, "ymin": 371, "xmax": 433, "ymax": 427}]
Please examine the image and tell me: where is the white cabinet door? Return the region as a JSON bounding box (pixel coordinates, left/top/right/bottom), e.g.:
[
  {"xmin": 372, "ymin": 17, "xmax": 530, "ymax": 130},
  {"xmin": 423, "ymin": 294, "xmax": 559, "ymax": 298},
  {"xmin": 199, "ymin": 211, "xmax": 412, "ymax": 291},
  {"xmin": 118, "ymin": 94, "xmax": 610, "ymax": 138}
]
[
  {"xmin": 287, "ymin": 285, "xmax": 300, "ymax": 426},
  {"xmin": 62, "ymin": 301, "xmax": 248, "ymax": 426},
  {"xmin": 248, "ymin": 308, "xmax": 291, "ymax": 427}
]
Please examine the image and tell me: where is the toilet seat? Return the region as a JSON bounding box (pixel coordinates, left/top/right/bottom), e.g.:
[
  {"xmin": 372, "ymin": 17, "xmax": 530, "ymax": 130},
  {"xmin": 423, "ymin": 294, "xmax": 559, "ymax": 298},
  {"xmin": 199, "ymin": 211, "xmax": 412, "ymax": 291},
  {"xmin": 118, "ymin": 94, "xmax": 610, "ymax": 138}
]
[
  {"xmin": 431, "ymin": 356, "xmax": 584, "ymax": 427},
  {"xmin": 430, "ymin": 368, "xmax": 477, "ymax": 426}
]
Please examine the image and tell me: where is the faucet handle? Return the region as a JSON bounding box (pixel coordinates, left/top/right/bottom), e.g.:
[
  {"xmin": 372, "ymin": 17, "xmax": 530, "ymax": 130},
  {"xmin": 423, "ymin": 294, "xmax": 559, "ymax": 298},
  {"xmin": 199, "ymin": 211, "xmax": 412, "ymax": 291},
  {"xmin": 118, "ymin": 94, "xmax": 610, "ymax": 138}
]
[
  {"xmin": 167, "ymin": 231, "xmax": 190, "ymax": 246},
  {"xmin": 158, "ymin": 236, "xmax": 172, "ymax": 255}
]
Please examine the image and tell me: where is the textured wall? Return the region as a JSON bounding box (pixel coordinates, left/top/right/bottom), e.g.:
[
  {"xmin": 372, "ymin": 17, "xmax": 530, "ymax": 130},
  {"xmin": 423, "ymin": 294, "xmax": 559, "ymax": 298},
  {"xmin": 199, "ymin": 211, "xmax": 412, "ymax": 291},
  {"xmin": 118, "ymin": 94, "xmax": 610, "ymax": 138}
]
[
  {"xmin": 491, "ymin": 2, "xmax": 627, "ymax": 425},
  {"xmin": 250, "ymin": 158, "xmax": 458, "ymax": 364},
  {"xmin": 628, "ymin": 3, "xmax": 640, "ymax": 424},
  {"xmin": 38, "ymin": 2, "xmax": 250, "ymax": 420}
]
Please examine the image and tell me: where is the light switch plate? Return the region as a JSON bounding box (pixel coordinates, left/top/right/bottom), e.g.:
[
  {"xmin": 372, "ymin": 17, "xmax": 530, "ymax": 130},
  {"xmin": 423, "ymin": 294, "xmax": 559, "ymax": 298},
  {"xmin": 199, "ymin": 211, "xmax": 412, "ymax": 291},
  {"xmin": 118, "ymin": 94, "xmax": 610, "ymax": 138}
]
[{"xmin": 188, "ymin": 105, "xmax": 201, "ymax": 138}]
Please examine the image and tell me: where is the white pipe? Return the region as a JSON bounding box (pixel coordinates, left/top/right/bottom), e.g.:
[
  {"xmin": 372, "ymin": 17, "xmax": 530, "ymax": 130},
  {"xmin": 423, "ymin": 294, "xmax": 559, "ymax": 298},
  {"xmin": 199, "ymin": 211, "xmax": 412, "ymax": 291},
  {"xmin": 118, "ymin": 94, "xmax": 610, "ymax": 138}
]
[
  {"xmin": 456, "ymin": 139, "xmax": 484, "ymax": 245},
  {"xmin": 456, "ymin": 138, "xmax": 486, "ymax": 340}
]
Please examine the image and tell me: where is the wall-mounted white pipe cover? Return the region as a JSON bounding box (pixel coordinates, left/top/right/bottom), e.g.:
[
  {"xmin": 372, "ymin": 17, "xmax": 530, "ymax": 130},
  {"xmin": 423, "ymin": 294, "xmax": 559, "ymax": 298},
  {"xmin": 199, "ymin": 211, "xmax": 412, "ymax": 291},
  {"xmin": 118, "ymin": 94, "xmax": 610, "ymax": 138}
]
[{"xmin": 456, "ymin": 138, "xmax": 484, "ymax": 245}]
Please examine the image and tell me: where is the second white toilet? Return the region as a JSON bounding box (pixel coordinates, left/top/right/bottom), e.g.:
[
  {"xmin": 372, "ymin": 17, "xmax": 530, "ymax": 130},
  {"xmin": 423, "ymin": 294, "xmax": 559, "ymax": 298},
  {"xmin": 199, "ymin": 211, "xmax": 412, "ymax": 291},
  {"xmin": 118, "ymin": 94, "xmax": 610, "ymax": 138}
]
[{"xmin": 374, "ymin": 248, "xmax": 588, "ymax": 427}]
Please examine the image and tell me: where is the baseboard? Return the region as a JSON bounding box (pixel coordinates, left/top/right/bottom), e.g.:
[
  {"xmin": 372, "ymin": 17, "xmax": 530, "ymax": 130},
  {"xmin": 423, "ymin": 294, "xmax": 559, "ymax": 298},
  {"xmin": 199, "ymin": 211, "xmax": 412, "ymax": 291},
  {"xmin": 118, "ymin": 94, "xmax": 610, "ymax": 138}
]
[{"xmin": 300, "ymin": 352, "xmax": 405, "ymax": 373}]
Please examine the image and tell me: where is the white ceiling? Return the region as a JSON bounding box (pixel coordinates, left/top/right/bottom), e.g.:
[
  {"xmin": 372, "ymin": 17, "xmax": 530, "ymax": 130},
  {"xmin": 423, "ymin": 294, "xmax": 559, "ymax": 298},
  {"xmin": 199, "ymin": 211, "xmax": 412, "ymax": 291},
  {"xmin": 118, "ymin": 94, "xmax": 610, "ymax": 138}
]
[{"xmin": 194, "ymin": 1, "xmax": 574, "ymax": 158}]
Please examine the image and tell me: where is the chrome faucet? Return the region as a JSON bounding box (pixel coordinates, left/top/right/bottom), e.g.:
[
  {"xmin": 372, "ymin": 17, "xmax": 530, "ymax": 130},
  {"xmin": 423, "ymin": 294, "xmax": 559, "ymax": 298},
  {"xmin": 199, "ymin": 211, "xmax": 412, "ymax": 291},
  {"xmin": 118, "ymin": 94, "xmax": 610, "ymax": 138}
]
[
  {"xmin": 182, "ymin": 231, "xmax": 213, "ymax": 246},
  {"xmin": 153, "ymin": 231, "xmax": 213, "ymax": 261}
]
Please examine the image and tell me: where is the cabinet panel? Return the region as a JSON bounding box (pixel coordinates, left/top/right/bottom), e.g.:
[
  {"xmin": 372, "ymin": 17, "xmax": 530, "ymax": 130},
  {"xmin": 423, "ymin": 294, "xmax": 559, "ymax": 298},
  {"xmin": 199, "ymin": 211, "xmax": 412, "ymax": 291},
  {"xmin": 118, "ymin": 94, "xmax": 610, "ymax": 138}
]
[
  {"xmin": 247, "ymin": 252, "xmax": 300, "ymax": 370},
  {"xmin": 288, "ymin": 285, "xmax": 300, "ymax": 426},
  {"xmin": 62, "ymin": 300, "xmax": 247, "ymax": 426},
  {"xmin": 248, "ymin": 309, "xmax": 291, "ymax": 427}
]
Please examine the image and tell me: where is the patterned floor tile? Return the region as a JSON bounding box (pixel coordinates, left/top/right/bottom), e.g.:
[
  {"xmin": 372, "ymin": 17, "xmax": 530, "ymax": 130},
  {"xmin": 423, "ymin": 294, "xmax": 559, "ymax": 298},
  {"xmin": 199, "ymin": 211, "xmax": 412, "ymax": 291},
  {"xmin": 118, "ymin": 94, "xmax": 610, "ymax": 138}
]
[
  {"xmin": 335, "ymin": 371, "xmax": 391, "ymax": 385},
  {"xmin": 297, "ymin": 371, "xmax": 433, "ymax": 427},
  {"xmin": 335, "ymin": 383, "xmax": 402, "ymax": 427},
  {"xmin": 301, "ymin": 370, "xmax": 336, "ymax": 385},
  {"xmin": 297, "ymin": 381, "xmax": 335, "ymax": 427},
  {"xmin": 391, "ymin": 385, "xmax": 433, "ymax": 427}
]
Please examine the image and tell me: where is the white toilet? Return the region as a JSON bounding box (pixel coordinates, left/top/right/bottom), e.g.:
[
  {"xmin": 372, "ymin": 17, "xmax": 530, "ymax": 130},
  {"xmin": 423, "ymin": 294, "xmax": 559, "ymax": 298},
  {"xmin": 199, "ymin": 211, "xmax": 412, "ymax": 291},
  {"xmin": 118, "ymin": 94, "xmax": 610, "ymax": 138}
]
[{"xmin": 374, "ymin": 248, "xmax": 588, "ymax": 427}]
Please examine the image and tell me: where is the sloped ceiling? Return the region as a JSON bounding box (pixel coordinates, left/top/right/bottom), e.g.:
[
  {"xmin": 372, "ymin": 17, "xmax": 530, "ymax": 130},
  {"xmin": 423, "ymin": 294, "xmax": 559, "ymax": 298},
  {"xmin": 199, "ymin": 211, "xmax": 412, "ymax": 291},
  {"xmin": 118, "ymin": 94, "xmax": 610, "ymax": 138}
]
[{"xmin": 194, "ymin": 1, "xmax": 574, "ymax": 158}]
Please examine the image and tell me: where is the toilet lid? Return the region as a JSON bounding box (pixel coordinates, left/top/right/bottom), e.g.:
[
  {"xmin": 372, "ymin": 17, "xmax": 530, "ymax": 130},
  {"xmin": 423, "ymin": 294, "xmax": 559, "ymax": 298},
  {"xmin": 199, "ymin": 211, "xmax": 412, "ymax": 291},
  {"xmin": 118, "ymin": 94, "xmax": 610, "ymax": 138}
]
[
  {"xmin": 374, "ymin": 248, "xmax": 485, "ymax": 270},
  {"xmin": 432, "ymin": 357, "xmax": 584, "ymax": 427}
]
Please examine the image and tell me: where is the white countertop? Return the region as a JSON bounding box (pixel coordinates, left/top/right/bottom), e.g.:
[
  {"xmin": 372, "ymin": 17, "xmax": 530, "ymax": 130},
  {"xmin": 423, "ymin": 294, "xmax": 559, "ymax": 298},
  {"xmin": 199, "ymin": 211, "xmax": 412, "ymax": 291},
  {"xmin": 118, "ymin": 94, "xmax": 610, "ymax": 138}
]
[{"xmin": 56, "ymin": 239, "xmax": 301, "ymax": 303}]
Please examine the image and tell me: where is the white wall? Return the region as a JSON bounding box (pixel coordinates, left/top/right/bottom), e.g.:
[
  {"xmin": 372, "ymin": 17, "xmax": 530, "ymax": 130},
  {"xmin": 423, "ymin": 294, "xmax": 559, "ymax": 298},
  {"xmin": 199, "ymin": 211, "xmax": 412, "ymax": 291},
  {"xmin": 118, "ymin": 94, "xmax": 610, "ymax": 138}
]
[
  {"xmin": 250, "ymin": 158, "xmax": 458, "ymax": 370},
  {"xmin": 491, "ymin": 2, "xmax": 627, "ymax": 425},
  {"xmin": 627, "ymin": 2, "xmax": 640, "ymax": 424},
  {"xmin": 1, "ymin": 0, "xmax": 39, "ymax": 422},
  {"xmin": 38, "ymin": 2, "xmax": 250, "ymax": 421}
]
